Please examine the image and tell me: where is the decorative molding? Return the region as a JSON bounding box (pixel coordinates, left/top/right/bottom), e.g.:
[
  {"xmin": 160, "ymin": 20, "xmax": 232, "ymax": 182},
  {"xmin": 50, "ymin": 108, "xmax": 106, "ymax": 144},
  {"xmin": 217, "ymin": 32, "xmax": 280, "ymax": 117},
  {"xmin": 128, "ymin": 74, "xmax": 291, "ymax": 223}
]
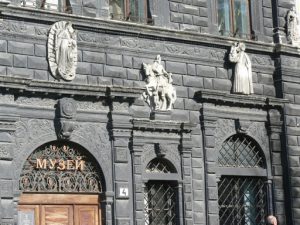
[
  {"xmin": 247, "ymin": 122, "xmax": 269, "ymax": 153},
  {"xmin": 132, "ymin": 118, "xmax": 194, "ymax": 133},
  {"xmin": 57, "ymin": 98, "xmax": 77, "ymax": 139},
  {"xmin": 48, "ymin": 21, "xmax": 77, "ymax": 81},
  {"xmin": 194, "ymin": 89, "xmax": 289, "ymax": 108},
  {"xmin": 215, "ymin": 119, "xmax": 235, "ymax": 151},
  {"xmin": 0, "ymin": 76, "xmax": 143, "ymax": 99},
  {"xmin": 0, "ymin": 4, "xmax": 275, "ymax": 54}
]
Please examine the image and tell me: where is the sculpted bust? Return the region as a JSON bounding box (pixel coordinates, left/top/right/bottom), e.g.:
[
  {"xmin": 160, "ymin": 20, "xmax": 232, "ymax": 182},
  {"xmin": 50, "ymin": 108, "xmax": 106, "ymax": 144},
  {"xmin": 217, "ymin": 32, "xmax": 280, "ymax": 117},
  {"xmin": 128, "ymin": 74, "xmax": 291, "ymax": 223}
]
[
  {"xmin": 142, "ymin": 55, "xmax": 177, "ymax": 111},
  {"xmin": 48, "ymin": 21, "xmax": 77, "ymax": 81},
  {"xmin": 229, "ymin": 42, "xmax": 253, "ymax": 95}
]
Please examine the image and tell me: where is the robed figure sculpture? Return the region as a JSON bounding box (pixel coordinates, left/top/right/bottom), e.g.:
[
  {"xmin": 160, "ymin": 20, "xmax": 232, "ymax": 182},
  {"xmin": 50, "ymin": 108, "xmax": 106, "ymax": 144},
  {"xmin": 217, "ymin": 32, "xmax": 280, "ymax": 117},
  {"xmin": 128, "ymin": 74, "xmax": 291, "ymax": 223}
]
[
  {"xmin": 229, "ymin": 42, "xmax": 253, "ymax": 95},
  {"xmin": 48, "ymin": 21, "xmax": 77, "ymax": 81}
]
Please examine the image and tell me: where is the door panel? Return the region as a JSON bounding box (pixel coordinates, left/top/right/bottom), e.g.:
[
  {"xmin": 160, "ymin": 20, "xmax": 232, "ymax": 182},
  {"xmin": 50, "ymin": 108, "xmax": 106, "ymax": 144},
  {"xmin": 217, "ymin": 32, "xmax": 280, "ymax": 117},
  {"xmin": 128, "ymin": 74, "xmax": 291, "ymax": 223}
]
[
  {"xmin": 18, "ymin": 194, "xmax": 100, "ymax": 225},
  {"xmin": 18, "ymin": 205, "xmax": 39, "ymax": 225},
  {"xmin": 41, "ymin": 205, "xmax": 73, "ymax": 225},
  {"xmin": 74, "ymin": 205, "xmax": 99, "ymax": 225}
]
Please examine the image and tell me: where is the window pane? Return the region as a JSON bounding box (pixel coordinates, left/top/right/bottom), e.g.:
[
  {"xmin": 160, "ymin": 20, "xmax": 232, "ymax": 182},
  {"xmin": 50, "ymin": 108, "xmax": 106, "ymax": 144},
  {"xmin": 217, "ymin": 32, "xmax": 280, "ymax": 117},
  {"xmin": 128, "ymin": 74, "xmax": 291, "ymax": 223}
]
[
  {"xmin": 144, "ymin": 182, "xmax": 177, "ymax": 225},
  {"xmin": 110, "ymin": 0, "xmax": 124, "ymax": 19},
  {"xmin": 234, "ymin": 0, "xmax": 250, "ymax": 37},
  {"xmin": 218, "ymin": 0, "xmax": 231, "ymax": 35}
]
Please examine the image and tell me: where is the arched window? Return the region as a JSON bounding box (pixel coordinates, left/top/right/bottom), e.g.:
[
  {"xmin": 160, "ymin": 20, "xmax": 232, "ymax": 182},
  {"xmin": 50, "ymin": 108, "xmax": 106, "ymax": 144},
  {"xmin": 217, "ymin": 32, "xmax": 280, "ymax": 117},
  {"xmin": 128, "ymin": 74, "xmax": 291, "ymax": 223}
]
[
  {"xmin": 217, "ymin": 134, "xmax": 267, "ymax": 225},
  {"xmin": 144, "ymin": 158, "xmax": 178, "ymax": 225},
  {"xmin": 19, "ymin": 141, "xmax": 104, "ymax": 193}
]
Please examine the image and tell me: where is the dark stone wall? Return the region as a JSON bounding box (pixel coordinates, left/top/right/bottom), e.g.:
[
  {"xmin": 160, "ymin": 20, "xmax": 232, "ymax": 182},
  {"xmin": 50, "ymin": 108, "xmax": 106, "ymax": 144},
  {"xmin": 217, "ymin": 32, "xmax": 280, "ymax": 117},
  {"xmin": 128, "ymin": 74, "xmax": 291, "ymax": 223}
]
[{"xmin": 0, "ymin": 0, "xmax": 297, "ymax": 225}]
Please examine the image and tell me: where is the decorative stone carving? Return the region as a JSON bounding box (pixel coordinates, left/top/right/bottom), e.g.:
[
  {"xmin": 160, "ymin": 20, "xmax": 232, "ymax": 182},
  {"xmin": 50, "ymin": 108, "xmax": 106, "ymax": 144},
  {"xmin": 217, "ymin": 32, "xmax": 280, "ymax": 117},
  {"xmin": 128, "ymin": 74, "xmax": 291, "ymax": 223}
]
[
  {"xmin": 229, "ymin": 42, "xmax": 253, "ymax": 95},
  {"xmin": 57, "ymin": 98, "xmax": 77, "ymax": 139},
  {"xmin": 287, "ymin": 7, "xmax": 300, "ymax": 46},
  {"xmin": 142, "ymin": 55, "xmax": 177, "ymax": 111},
  {"xmin": 48, "ymin": 21, "xmax": 77, "ymax": 81}
]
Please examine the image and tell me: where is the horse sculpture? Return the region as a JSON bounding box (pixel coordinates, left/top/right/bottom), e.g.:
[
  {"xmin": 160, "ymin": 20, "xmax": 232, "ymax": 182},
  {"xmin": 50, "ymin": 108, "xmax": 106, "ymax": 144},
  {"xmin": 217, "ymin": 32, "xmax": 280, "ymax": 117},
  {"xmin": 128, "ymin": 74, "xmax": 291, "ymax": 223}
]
[
  {"xmin": 229, "ymin": 42, "xmax": 253, "ymax": 95},
  {"xmin": 142, "ymin": 55, "xmax": 177, "ymax": 111}
]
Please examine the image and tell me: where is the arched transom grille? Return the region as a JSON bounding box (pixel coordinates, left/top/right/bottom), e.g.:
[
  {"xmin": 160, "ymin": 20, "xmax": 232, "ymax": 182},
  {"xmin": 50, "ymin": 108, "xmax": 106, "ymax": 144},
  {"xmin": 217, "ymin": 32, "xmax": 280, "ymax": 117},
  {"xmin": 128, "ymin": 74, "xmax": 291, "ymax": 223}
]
[
  {"xmin": 146, "ymin": 158, "xmax": 176, "ymax": 173},
  {"xmin": 218, "ymin": 134, "xmax": 265, "ymax": 168},
  {"xmin": 20, "ymin": 142, "xmax": 102, "ymax": 193}
]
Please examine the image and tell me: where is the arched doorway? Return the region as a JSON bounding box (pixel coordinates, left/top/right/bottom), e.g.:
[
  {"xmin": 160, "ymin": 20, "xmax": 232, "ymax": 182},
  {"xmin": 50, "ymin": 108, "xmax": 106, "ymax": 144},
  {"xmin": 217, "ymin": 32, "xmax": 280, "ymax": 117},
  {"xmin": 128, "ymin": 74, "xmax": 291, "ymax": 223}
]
[{"xmin": 18, "ymin": 141, "xmax": 104, "ymax": 225}]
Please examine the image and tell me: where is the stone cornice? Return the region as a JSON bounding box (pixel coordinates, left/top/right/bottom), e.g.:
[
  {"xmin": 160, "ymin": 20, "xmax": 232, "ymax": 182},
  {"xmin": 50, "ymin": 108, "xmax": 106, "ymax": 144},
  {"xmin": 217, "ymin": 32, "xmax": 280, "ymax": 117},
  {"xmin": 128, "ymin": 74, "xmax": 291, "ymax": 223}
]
[
  {"xmin": 0, "ymin": 2, "xmax": 276, "ymax": 53},
  {"xmin": 0, "ymin": 76, "xmax": 143, "ymax": 99},
  {"xmin": 194, "ymin": 89, "xmax": 289, "ymax": 108}
]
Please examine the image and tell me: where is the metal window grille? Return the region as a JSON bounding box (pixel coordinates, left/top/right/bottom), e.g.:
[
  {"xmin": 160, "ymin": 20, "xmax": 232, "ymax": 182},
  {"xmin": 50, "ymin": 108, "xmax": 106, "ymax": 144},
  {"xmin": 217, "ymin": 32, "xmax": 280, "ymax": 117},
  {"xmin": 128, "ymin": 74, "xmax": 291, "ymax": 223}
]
[
  {"xmin": 218, "ymin": 176, "xmax": 267, "ymax": 225},
  {"xmin": 146, "ymin": 158, "xmax": 175, "ymax": 173},
  {"xmin": 218, "ymin": 134, "xmax": 265, "ymax": 168},
  {"xmin": 19, "ymin": 142, "xmax": 102, "ymax": 193},
  {"xmin": 144, "ymin": 182, "xmax": 177, "ymax": 225}
]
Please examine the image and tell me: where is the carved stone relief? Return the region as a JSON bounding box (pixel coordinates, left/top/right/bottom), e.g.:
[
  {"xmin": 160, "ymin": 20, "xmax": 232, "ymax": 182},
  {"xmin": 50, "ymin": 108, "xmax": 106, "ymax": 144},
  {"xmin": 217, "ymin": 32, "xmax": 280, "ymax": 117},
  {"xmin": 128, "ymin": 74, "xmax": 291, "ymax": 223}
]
[
  {"xmin": 215, "ymin": 119, "xmax": 236, "ymax": 151},
  {"xmin": 142, "ymin": 55, "xmax": 177, "ymax": 111},
  {"xmin": 57, "ymin": 98, "xmax": 77, "ymax": 140},
  {"xmin": 287, "ymin": 7, "xmax": 300, "ymax": 46},
  {"xmin": 48, "ymin": 21, "xmax": 77, "ymax": 81},
  {"xmin": 229, "ymin": 42, "xmax": 253, "ymax": 95},
  {"xmin": 215, "ymin": 119, "xmax": 268, "ymax": 154},
  {"xmin": 141, "ymin": 143, "xmax": 180, "ymax": 173}
]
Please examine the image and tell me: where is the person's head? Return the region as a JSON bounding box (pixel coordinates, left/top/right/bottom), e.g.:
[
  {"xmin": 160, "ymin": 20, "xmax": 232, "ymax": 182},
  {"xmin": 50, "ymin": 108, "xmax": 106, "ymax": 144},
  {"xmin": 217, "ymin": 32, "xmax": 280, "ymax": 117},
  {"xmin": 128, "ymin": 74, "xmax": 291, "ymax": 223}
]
[{"xmin": 267, "ymin": 215, "xmax": 277, "ymax": 225}]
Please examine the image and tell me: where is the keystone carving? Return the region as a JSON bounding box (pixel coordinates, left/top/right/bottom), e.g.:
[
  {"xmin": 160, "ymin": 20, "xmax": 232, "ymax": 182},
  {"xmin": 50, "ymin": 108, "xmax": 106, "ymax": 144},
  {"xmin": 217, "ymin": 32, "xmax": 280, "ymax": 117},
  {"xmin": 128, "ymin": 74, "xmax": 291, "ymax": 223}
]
[
  {"xmin": 48, "ymin": 21, "xmax": 77, "ymax": 81},
  {"xmin": 57, "ymin": 98, "xmax": 77, "ymax": 139},
  {"xmin": 287, "ymin": 7, "xmax": 300, "ymax": 46},
  {"xmin": 142, "ymin": 55, "xmax": 177, "ymax": 111},
  {"xmin": 229, "ymin": 42, "xmax": 253, "ymax": 95}
]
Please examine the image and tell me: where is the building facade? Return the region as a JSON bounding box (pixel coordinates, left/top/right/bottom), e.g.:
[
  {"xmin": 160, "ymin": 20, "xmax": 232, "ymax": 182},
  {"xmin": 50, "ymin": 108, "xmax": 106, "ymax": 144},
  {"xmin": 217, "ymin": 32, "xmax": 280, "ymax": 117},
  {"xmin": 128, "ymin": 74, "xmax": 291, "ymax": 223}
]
[{"xmin": 0, "ymin": 0, "xmax": 299, "ymax": 225}]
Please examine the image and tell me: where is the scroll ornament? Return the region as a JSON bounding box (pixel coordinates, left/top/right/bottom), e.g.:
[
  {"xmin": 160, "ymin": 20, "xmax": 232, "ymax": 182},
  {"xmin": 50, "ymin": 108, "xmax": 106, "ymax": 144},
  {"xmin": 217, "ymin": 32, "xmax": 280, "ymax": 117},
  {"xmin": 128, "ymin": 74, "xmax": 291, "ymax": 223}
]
[
  {"xmin": 229, "ymin": 42, "xmax": 253, "ymax": 95},
  {"xmin": 48, "ymin": 21, "xmax": 77, "ymax": 81},
  {"xmin": 142, "ymin": 55, "xmax": 177, "ymax": 111}
]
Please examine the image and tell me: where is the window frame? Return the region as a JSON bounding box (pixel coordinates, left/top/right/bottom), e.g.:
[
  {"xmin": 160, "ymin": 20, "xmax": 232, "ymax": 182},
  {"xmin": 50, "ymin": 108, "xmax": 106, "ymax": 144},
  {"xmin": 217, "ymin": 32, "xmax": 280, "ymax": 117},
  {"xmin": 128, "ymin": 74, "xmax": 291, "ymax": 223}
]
[
  {"xmin": 216, "ymin": 134, "xmax": 269, "ymax": 225},
  {"xmin": 217, "ymin": 0, "xmax": 254, "ymax": 39},
  {"xmin": 110, "ymin": 0, "xmax": 152, "ymax": 24}
]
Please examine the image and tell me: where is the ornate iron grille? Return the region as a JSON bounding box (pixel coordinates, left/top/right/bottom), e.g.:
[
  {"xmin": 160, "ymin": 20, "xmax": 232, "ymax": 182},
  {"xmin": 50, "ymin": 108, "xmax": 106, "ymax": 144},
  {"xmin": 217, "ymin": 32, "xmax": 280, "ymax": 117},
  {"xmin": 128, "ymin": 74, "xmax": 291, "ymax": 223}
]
[
  {"xmin": 218, "ymin": 176, "xmax": 267, "ymax": 225},
  {"xmin": 144, "ymin": 182, "xmax": 177, "ymax": 225},
  {"xmin": 218, "ymin": 135, "xmax": 265, "ymax": 168},
  {"xmin": 146, "ymin": 158, "xmax": 175, "ymax": 173},
  {"xmin": 19, "ymin": 142, "xmax": 102, "ymax": 193}
]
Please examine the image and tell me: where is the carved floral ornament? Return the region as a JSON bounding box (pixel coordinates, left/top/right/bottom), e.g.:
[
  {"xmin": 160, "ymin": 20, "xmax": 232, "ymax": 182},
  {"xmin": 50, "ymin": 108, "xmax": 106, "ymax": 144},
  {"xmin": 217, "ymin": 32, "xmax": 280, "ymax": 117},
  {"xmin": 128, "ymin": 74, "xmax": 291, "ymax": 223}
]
[
  {"xmin": 48, "ymin": 21, "xmax": 77, "ymax": 81},
  {"xmin": 142, "ymin": 55, "xmax": 177, "ymax": 111},
  {"xmin": 229, "ymin": 42, "xmax": 253, "ymax": 95}
]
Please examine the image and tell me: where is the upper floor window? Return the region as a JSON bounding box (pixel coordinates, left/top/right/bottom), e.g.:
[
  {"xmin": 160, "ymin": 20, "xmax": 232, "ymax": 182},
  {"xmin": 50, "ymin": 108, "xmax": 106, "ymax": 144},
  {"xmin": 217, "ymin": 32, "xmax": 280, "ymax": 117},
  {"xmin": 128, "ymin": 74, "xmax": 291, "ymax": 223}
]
[
  {"xmin": 217, "ymin": 0, "xmax": 253, "ymax": 39},
  {"xmin": 21, "ymin": 0, "xmax": 72, "ymax": 13},
  {"xmin": 110, "ymin": 0, "xmax": 153, "ymax": 24}
]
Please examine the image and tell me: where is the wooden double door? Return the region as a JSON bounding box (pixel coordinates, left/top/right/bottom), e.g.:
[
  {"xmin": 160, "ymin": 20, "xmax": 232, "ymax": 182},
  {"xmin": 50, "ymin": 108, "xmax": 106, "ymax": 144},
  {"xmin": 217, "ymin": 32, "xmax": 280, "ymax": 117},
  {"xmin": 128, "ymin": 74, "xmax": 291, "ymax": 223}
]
[{"xmin": 18, "ymin": 194, "xmax": 101, "ymax": 225}]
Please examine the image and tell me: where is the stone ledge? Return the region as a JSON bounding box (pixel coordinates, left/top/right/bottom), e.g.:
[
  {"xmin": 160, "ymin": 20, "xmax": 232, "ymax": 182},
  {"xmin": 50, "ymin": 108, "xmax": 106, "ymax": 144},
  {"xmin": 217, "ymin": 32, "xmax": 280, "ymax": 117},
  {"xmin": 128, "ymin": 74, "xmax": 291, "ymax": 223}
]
[
  {"xmin": 194, "ymin": 89, "xmax": 289, "ymax": 108},
  {"xmin": 0, "ymin": 75, "xmax": 143, "ymax": 98},
  {"xmin": 132, "ymin": 118, "xmax": 195, "ymax": 133}
]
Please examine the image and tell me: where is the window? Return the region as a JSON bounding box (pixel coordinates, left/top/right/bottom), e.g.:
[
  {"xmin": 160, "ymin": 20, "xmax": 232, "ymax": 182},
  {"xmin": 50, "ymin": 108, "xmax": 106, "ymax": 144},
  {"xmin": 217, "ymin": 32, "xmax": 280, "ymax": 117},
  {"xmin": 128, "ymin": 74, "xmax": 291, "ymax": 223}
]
[
  {"xmin": 144, "ymin": 158, "xmax": 178, "ymax": 225},
  {"xmin": 110, "ymin": 0, "xmax": 152, "ymax": 24},
  {"xmin": 218, "ymin": 134, "xmax": 268, "ymax": 225},
  {"xmin": 21, "ymin": 0, "xmax": 72, "ymax": 13},
  {"xmin": 217, "ymin": 0, "xmax": 252, "ymax": 39}
]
